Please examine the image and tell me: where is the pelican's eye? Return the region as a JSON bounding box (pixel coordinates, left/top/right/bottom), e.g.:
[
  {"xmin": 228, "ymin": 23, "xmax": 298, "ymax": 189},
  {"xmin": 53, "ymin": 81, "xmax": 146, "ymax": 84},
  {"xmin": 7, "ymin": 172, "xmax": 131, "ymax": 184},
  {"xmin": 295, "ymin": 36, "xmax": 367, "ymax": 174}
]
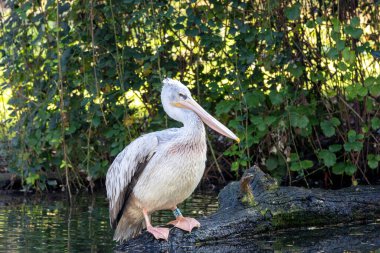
[{"xmin": 179, "ymin": 93, "xmax": 188, "ymax": 100}]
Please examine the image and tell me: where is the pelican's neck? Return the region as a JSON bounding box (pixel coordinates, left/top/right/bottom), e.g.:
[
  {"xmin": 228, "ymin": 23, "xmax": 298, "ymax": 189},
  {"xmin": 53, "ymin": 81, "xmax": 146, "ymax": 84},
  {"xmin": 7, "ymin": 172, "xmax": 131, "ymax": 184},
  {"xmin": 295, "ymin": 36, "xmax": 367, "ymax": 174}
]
[{"xmin": 180, "ymin": 111, "xmax": 206, "ymax": 141}]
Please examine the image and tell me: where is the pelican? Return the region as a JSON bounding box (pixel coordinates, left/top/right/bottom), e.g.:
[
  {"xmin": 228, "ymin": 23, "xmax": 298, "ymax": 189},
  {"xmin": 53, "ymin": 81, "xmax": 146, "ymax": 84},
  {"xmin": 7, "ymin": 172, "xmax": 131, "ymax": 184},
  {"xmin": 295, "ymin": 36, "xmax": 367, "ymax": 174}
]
[{"xmin": 106, "ymin": 78, "xmax": 239, "ymax": 242}]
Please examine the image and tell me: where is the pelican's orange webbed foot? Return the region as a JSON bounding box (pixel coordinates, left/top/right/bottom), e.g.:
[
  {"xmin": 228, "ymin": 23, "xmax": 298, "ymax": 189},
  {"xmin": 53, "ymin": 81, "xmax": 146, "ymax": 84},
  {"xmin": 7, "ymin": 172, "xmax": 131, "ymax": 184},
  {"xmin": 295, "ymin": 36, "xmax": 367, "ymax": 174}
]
[
  {"xmin": 168, "ymin": 216, "xmax": 200, "ymax": 232},
  {"xmin": 143, "ymin": 208, "xmax": 169, "ymax": 241},
  {"xmin": 146, "ymin": 226, "xmax": 170, "ymax": 241}
]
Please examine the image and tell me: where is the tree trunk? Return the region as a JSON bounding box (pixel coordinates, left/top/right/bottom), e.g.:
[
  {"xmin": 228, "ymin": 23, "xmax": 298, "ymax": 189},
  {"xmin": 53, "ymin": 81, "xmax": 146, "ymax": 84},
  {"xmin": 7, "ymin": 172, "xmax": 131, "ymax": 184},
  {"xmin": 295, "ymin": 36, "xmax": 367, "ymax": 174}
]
[{"xmin": 116, "ymin": 166, "xmax": 380, "ymax": 252}]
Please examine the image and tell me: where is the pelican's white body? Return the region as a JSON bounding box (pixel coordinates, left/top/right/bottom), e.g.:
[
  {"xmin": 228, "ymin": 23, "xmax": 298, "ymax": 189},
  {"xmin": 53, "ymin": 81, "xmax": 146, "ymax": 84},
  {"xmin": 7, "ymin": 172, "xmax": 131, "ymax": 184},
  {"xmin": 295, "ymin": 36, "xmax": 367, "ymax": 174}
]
[{"xmin": 134, "ymin": 118, "xmax": 206, "ymax": 212}]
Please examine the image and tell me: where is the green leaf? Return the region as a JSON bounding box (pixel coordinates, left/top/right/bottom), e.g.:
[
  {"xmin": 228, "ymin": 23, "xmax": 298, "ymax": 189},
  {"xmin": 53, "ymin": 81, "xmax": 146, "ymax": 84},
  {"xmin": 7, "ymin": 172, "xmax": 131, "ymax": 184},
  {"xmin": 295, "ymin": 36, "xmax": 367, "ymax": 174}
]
[
  {"xmin": 291, "ymin": 160, "xmax": 313, "ymax": 171},
  {"xmin": 342, "ymin": 47, "xmax": 356, "ymax": 64},
  {"xmin": 332, "ymin": 162, "xmax": 345, "ymax": 175},
  {"xmin": 329, "ymin": 144, "xmax": 342, "ymax": 153},
  {"xmin": 245, "ymin": 91, "xmax": 265, "ymax": 108},
  {"xmin": 331, "ymin": 18, "xmax": 340, "ymax": 32},
  {"xmin": 331, "ymin": 31, "xmax": 341, "ymax": 42},
  {"xmin": 336, "ymin": 40, "xmax": 345, "ymax": 51},
  {"xmin": 287, "ymin": 63, "xmax": 304, "ymax": 78},
  {"xmin": 306, "ymin": 20, "xmax": 315, "ymax": 29},
  {"xmin": 337, "ymin": 62, "xmax": 347, "ymax": 71},
  {"xmin": 285, "ymin": 3, "xmax": 301, "ymax": 20},
  {"xmin": 231, "ymin": 161, "xmax": 239, "ymax": 171},
  {"xmin": 364, "ymin": 76, "xmax": 380, "ymax": 97},
  {"xmin": 356, "ymin": 85, "xmax": 368, "ymax": 97},
  {"xmin": 347, "ymin": 129, "xmax": 357, "ymax": 142},
  {"xmin": 344, "ymin": 141, "xmax": 363, "ymax": 152},
  {"xmin": 320, "ymin": 120, "xmax": 335, "ymax": 137},
  {"xmin": 290, "ymin": 153, "xmax": 299, "ymax": 162},
  {"xmin": 264, "ymin": 116, "xmax": 278, "ymax": 126},
  {"xmin": 290, "ymin": 112, "xmax": 309, "ymax": 128},
  {"xmin": 215, "ymin": 100, "xmax": 238, "ymax": 116},
  {"xmin": 318, "ymin": 150, "xmax": 336, "ymax": 167},
  {"xmin": 327, "ymin": 48, "xmax": 339, "ymax": 60},
  {"xmin": 26, "ymin": 173, "xmax": 40, "ymax": 185},
  {"xmin": 345, "ymin": 164, "xmax": 357, "ymax": 175},
  {"xmin": 371, "ymin": 117, "xmax": 380, "ymax": 130},
  {"xmin": 266, "ymin": 155, "xmax": 278, "ymax": 171},
  {"xmin": 350, "ymin": 16, "xmax": 360, "ymax": 27},
  {"xmin": 185, "ymin": 28, "xmax": 199, "ymax": 37},
  {"xmin": 269, "ymin": 91, "xmax": 284, "ymax": 105},
  {"xmin": 344, "ymin": 25, "xmax": 363, "ymax": 39},
  {"xmin": 92, "ymin": 116, "xmax": 101, "ymax": 128},
  {"xmin": 367, "ymin": 154, "xmax": 379, "ymax": 169}
]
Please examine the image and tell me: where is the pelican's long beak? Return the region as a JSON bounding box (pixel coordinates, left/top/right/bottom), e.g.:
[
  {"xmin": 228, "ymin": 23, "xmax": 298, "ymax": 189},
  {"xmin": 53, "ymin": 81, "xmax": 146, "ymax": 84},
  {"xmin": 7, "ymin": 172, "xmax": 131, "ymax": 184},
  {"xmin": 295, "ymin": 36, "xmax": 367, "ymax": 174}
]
[{"xmin": 173, "ymin": 99, "xmax": 240, "ymax": 143}]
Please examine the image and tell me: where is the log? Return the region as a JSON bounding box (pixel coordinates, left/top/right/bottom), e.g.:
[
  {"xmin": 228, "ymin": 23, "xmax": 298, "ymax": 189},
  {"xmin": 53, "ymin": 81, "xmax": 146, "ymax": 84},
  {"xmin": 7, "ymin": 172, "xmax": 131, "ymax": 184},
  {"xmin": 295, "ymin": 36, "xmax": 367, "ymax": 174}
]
[{"xmin": 116, "ymin": 166, "xmax": 380, "ymax": 252}]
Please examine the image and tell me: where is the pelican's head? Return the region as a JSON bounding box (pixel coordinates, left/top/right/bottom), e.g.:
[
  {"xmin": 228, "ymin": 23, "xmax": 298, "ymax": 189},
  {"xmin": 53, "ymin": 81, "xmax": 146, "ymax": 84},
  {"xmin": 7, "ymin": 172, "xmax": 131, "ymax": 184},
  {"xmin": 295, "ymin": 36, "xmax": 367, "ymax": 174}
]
[{"xmin": 161, "ymin": 78, "xmax": 239, "ymax": 143}]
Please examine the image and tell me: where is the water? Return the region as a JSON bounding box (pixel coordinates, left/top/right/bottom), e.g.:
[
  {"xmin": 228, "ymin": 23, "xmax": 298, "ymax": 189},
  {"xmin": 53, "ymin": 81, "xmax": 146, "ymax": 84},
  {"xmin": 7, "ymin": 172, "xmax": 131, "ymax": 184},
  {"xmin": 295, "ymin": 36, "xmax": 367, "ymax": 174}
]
[{"xmin": 0, "ymin": 190, "xmax": 218, "ymax": 253}]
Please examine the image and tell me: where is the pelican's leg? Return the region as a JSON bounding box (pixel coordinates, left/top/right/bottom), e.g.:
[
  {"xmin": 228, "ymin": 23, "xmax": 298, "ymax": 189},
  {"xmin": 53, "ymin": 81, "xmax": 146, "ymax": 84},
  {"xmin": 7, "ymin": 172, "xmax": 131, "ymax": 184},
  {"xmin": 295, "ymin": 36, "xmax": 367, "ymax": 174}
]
[
  {"xmin": 142, "ymin": 208, "xmax": 169, "ymax": 240},
  {"xmin": 167, "ymin": 206, "xmax": 200, "ymax": 232}
]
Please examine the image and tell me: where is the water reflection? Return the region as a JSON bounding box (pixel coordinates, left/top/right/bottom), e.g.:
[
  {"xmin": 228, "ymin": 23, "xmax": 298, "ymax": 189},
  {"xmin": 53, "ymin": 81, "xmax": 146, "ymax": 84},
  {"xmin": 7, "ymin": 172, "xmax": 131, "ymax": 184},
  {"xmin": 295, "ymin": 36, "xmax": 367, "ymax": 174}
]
[{"xmin": 0, "ymin": 190, "xmax": 218, "ymax": 253}]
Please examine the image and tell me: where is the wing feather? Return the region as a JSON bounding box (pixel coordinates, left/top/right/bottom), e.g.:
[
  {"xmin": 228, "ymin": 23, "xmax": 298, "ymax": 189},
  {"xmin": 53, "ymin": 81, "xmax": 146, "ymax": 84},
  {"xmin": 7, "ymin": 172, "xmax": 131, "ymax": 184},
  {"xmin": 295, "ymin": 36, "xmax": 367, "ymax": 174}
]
[{"xmin": 106, "ymin": 132, "xmax": 158, "ymax": 228}]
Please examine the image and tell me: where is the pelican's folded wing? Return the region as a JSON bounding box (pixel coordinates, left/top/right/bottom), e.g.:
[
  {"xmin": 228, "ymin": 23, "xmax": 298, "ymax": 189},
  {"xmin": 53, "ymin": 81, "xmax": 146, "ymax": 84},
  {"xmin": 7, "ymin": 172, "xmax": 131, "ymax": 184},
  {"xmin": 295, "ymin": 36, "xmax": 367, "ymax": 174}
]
[
  {"xmin": 106, "ymin": 132, "xmax": 159, "ymax": 229},
  {"xmin": 105, "ymin": 128, "xmax": 179, "ymax": 229}
]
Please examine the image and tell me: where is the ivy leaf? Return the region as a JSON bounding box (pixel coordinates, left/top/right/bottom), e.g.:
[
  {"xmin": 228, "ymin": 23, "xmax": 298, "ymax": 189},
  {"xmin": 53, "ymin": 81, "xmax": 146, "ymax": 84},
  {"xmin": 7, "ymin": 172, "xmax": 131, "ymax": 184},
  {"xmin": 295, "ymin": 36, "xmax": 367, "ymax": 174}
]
[
  {"xmin": 285, "ymin": 3, "xmax": 301, "ymax": 20},
  {"xmin": 318, "ymin": 150, "xmax": 336, "ymax": 167}
]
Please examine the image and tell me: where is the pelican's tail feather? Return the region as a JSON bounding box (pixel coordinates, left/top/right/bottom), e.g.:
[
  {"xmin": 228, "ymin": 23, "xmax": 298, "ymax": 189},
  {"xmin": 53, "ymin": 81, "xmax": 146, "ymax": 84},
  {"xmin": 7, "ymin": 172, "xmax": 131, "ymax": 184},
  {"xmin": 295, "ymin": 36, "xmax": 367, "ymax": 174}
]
[{"xmin": 113, "ymin": 208, "xmax": 145, "ymax": 242}]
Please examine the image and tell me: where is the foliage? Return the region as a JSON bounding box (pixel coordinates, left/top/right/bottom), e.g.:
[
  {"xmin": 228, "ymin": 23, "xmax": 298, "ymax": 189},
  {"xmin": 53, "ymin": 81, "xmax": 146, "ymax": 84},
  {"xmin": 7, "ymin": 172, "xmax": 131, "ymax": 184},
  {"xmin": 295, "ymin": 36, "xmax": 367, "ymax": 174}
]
[{"xmin": 0, "ymin": 0, "xmax": 379, "ymax": 190}]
